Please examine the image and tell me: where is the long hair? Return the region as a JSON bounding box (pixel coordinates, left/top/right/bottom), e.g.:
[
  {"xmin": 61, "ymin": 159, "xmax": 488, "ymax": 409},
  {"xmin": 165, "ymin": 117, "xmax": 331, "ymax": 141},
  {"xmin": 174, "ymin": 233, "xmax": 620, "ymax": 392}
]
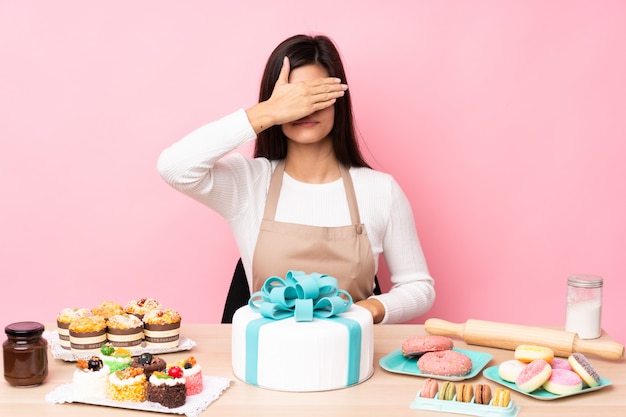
[{"xmin": 254, "ymin": 34, "xmax": 370, "ymax": 168}]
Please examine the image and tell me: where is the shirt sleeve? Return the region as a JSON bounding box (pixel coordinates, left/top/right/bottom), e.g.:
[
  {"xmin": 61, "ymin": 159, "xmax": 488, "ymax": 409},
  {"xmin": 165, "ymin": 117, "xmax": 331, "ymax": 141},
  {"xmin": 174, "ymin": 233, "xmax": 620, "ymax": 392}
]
[
  {"xmin": 156, "ymin": 109, "xmax": 264, "ymax": 220},
  {"xmin": 370, "ymin": 180, "xmax": 436, "ymax": 323}
]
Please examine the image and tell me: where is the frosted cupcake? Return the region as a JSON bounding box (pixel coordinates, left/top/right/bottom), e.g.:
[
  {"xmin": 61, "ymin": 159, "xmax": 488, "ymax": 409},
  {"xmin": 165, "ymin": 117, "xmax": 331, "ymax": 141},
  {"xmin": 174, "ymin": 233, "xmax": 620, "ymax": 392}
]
[
  {"xmin": 125, "ymin": 298, "xmax": 162, "ymax": 320},
  {"xmin": 72, "ymin": 356, "xmax": 110, "ymax": 401},
  {"xmin": 147, "ymin": 366, "xmax": 186, "ymax": 408},
  {"xmin": 91, "ymin": 301, "xmax": 124, "ymax": 320},
  {"xmin": 100, "ymin": 344, "xmax": 133, "ymax": 373},
  {"xmin": 108, "ymin": 367, "xmax": 147, "ymax": 402},
  {"xmin": 69, "ymin": 316, "xmax": 107, "ymax": 357},
  {"xmin": 143, "ymin": 309, "xmax": 181, "ymax": 348},
  {"xmin": 172, "ymin": 356, "xmax": 203, "ymax": 395},
  {"xmin": 106, "ymin": 314, "xmax": 144, "ymax": 347},
  {"xmin": 57, "ymin": 308, "xmax": 93, "ymax": 350}
]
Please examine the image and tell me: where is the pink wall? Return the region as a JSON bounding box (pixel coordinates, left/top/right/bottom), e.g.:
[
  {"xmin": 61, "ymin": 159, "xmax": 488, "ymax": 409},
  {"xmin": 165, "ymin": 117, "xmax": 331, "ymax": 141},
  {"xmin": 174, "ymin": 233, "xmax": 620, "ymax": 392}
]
[{"xmin": 1, "ymin": 1, "xmax": 624, "ymax": 345}]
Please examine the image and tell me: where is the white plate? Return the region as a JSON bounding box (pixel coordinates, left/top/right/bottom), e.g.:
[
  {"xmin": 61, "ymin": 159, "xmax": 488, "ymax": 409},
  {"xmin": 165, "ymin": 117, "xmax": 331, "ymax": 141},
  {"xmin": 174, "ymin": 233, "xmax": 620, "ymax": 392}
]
[
  {"xmin": 45, "ymin": 330, "xmax": 196, "ymax": 361},
  {"xmin": 46, "ymin": 376, "xmax": 231, "ymax": 417}
]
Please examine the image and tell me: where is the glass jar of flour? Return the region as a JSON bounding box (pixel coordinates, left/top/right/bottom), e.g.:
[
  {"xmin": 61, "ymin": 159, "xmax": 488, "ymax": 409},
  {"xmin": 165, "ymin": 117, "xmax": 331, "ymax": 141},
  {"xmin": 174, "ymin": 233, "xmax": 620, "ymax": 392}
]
[{"xmin": 565, "ymin": 274, "xmax": 603, "ymax": 339}]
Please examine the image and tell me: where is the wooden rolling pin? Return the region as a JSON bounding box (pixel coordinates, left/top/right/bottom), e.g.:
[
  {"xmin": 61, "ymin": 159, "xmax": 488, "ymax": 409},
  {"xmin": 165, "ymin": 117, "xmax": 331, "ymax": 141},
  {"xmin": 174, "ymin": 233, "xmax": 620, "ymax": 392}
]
[{"xmin": 425, "ymin": 318, "xmax": 624, "ymax": 360}]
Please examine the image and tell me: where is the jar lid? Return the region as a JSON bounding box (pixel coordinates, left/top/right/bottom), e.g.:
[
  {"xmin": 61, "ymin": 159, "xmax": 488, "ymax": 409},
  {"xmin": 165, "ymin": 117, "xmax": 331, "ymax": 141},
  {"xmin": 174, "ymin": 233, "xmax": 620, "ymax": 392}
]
[
  {"xmin": 5, "ymin": 321, "xmax": 45, "ymax": 337},
  {"xmin": 568, "ymin": 274, "xmax": 603, "ymax": 288}
]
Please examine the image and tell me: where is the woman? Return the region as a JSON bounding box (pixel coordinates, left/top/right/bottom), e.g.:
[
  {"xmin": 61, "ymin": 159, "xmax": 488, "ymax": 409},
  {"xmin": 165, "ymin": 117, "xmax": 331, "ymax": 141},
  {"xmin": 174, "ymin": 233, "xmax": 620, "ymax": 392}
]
[{"xmin": 158, "ymin": 34, "xmax": 435, "ymax": 323}]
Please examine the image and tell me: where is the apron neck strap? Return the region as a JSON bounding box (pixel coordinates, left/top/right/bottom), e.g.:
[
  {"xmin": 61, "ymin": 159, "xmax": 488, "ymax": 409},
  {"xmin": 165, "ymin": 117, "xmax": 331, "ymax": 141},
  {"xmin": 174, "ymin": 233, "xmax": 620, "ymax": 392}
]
[{"xmin": 263, "ymin": 160, "xmax": 362, "ymax": 225}]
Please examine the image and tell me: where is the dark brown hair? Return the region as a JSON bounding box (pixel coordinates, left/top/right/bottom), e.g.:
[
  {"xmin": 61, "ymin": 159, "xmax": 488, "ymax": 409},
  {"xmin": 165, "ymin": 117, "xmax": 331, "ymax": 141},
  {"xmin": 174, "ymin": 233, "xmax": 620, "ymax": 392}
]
[{"xmin": 254, "ymin": 34, "xmax": 370, "ymax": 168}]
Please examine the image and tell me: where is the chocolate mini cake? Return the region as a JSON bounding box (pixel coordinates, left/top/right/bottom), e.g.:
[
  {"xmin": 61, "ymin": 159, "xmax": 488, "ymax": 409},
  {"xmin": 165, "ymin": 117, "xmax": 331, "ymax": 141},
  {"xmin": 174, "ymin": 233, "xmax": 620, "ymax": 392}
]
[
  {"xmin": 148, "ymin": 366, "xmax": 186, "ymax": 408},
  {"xmin": 131, "ymin": 353, "xmax": 166, "ymax": 379}
]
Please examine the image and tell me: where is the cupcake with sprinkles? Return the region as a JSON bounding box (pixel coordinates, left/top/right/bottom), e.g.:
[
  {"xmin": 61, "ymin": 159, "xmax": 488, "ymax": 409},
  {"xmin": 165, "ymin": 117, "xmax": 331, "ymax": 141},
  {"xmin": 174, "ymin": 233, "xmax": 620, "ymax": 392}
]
[
  {"xmin": 125, "ymin": 298, "xmax": 162, "ymax": 320},
  {"xmin": 172, "ymin": 356, "xmax": 203, "ymax": 395},
  {"xmin": 143, "ymin": 309, "xmax": 181, "ymax": 348},
  {"xmin": 106, "ymin": 314, "xmax": 144, "ymax": 348},
  {"xmin": 57, "ymin": 308, "xmax": 93, "ymax": 350}
]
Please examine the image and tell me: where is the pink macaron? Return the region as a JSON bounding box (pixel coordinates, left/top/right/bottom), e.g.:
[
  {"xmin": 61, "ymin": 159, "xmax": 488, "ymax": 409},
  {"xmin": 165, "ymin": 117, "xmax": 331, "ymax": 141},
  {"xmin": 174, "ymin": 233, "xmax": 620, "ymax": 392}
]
[
  {"xmin": 543, "ymin": 368, "xmax": 583, "ymax": 395},
  {"xmin": 515, "ymin": 359, "xmax": 552, "ymax": 393},
  {"xmin": 420, "ymin": 378, "xmax": 439, "ymax": 398}
]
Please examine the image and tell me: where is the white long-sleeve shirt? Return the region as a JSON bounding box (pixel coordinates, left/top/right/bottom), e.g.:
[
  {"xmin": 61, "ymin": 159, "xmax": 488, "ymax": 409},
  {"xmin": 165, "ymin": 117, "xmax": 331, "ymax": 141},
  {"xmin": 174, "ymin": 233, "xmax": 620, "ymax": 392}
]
[{"xmin": 157, "ymin": 109, "xmax": 435, "ymax": 323}]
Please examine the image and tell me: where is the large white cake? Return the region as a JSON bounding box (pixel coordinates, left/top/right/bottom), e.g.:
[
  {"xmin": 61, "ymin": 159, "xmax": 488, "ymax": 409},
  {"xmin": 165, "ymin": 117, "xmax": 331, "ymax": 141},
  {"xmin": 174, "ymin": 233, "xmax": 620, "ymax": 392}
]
[{"xmin": 232, "ymin": 303, "xmax": 374, "ymax": 391}]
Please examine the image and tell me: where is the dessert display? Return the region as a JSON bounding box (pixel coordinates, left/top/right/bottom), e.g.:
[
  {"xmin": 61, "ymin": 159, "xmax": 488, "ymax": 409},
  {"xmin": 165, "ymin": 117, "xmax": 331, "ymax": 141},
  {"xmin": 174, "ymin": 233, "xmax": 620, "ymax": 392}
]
[
  {"xmin": 172, "ymin": 355, "xmax": 203, "ymax": 395},
  {"xmin": 100, "ymin": 344, "xmax": 133, "ymax": 373},
  {"xmin": 72, "ymin": 357, "xmax": 110, "ymax": 401},
  {"xmin": 106, "ymin": 314, "xmax": 144, "ymax": 347},
  {"xmin": 68, "ymin": 316, "xmax": 107, "ymax": 355},
  {"xmin": 51, "ymin": 298, "xmax": 191, "ymax": 361},
  {"xmin": 483, "ymin": 344, "xmax": 610, "ymax": 399},
  {"xmin": 108, "ymin": 367, "xmax": 147, "ymax": 402},
  {"xmin": 147, "ymin": 366, "xmax": 187, "ymax": 408},
  {"xmin": 411, "ymin": 379, "xmax": 518, "ymax": 416},
  {"xmin": 57, "ymin": 308, "xmax": 93, "ymax": 350},
  {"xmin": 130, "ymin": 352, "xmax": 166, "ymax": 379},
  {"xmin": 232, "ymin": 271, "xmax": 374, "ymax": 391},
  {"xmin": 125, "ymin": 298, "xmax": 162, "ymax": 320},
  {"xmin": 143, "ymin": 309, "xmax": 182, "ymax": 348}
]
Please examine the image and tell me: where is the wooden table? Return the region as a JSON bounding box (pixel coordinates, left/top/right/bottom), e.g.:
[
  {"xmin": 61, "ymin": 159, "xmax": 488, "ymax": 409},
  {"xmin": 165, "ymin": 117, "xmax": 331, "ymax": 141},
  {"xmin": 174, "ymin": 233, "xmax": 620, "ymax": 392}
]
[{"xmin": 2, "ymin": 324, "xmax": 624, "ymax": 416}]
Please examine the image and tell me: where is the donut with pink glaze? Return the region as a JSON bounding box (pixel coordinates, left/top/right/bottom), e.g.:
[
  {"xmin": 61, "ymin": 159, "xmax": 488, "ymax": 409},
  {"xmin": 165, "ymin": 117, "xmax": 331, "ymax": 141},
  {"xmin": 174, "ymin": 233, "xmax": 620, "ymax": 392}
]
[
  {"xmin": 543, "ymin": 368, "xmax": 583, "ymax": 395},
  {"xmin": 515, "ymin": 359, "xmax": 552, "ymax": 392}
]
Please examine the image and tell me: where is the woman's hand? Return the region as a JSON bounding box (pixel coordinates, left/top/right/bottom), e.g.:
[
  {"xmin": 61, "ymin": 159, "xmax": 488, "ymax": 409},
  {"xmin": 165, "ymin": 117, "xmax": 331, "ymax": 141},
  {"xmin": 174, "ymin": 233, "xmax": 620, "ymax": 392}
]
[
  {"xmin": 246, "ymin": 57, "xmax": 348, "ymax": 133},
  {"xmin": 356, "ymin": 298, "xmax": 385, "ymax": 324}
]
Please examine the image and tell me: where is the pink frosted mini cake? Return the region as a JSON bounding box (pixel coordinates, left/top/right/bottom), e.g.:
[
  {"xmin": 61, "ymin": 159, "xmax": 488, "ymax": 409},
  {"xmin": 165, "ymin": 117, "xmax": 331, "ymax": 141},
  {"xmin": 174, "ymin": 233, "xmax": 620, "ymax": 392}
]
[{"xmin": 172, "ymin": 356, "xmax": 203, "ymax": 395}]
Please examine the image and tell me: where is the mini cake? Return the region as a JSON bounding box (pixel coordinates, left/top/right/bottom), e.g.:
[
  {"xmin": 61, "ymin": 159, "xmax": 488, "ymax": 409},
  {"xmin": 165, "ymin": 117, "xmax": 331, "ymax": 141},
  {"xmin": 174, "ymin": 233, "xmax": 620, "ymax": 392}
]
[
  {"xmin": 172, "ymin": 356, "xmax": 203, "ymax": 395},
  {"xmin": 131, "ymin": 353, "xmax": 166, "ymax": 379},
  {"xmin": 232, "ymin": 272, "xmax": 374, "ymax": 392},
  {"xmin": 100, "ymin": 344, "xmax": 133, "ymax": 373},
  {"xmin": 69, "ymin": 316, "xmax": 107, "ymax": 357},
  {"xmin": 147, "ymin": 366, "xmax": 187, "ymax": 408},
  {"xmin": 92, "ymin": 301, "xmax": 125, "ymax": 320},
  {"xmin": 143, "ymin": 309, "xmax": 181, "ymax": 348},
  {"xmin": 57, "ymin": 308, "xmax": 93, "ymax": 350},
  {"xmin": 125, "ymin": 298, "xmax": 162, "ymax": 320},
  {"xmin": 108, "ymin": 367, "xmax": 147, "ymax": 402},
  {"xmin": 72, "ymin": 356, "xmax": 110, "ymax": 401},
  {"xmin": 106, "ymin": 314, "xmax": 144, "ymax": 347}
]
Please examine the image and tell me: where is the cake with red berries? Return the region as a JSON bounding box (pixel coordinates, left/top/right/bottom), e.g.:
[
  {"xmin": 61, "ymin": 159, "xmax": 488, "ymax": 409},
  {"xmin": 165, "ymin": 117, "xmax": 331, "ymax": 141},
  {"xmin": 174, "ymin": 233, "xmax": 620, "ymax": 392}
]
[
  {"xmin": 131, "ymin": 353, "xmax": 166, "ymax": 379},
  {"xmin": 69, "ymin": 316, "xmax": 107, "ymax": 357},
  {"xmin": 57, "ymin": 307, "xmax": 94, "ymax": 350},
  {"xmin": 143, "ymin": 309, "xmax": 181, "ymax": 348},
  {"xmin": 108, "ymin": 367, "xmax": 147, "ymax": 402},
  {"xmin": 106, "ymin": 314, "xmax": 144, "ymax": 347},
  {"xmin": 172, "ymin": 356, "xmax": 203, "ymax": 395},
  {"xmin": 100, "ymin": 344, "xmax": 133, "ymax": 373},
  {"xmin": 147, "ymin": 366, "xmax": 186, "ymax": 408},
  {"xmin": 72, "ymin": 356, "xmax": 110, "ymax": 401},
  {"xmin": 125, "ymin": 298, "xmax": 162, "ymax": 320}
]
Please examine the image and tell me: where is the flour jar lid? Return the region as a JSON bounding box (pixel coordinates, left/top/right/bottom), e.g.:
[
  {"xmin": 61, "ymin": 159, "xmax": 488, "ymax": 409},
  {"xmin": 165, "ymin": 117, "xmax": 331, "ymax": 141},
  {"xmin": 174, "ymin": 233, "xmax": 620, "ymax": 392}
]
[{"xmin": 567, "ymin": 274, "xmax": 603, "ymax": 288}]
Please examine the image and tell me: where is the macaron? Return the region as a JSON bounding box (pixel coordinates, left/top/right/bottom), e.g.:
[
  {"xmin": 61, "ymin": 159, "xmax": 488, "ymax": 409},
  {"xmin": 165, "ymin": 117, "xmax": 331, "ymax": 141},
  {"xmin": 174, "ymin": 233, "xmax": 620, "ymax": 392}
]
[
  {"xmin": 568, "ymin": 353, "xmax": 601, "ymax": 388},
  {"xmin": 456, "ymin": 383, "xmax": 473, "ymax": 402},
  {"xmin": 420, "ymin": 378, "xmax": 438, "ymax": 399},
  {"xmin": 401, "ymin": 335, "xmax": 453, "ymax": 357},
  {"xmin": 474, "ymin": 384, "xmax": 492, "ymax": 405},
  {"xmin": 438, "ymin": 381, "xmax": 456, "ymax": 401},
  {"xmin": 543, "ymin": 368, "xmax": 583, "ymax": 395},
  {"xmin": 498, "ymin": 359, "xmax": 526, "ymax": 383},
  {"xmin": 514, "ymin": 345, "xmax": 554, "ymax": 364},
  {"xmin": 492, "ymin": 387, "xmax": 511, "ymax": 407},
  {"xmin": 515, "ymin": 359, "xmax": 552, "ymax": 392},
  {"xmin": 417, "ymin": 350, "xmax": 473, "ymax": 377}
]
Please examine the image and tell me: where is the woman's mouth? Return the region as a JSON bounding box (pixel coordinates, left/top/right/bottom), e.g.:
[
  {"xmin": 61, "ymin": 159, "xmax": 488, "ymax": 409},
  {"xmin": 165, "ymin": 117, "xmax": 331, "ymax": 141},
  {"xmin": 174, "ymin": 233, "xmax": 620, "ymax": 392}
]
[{"xmin": 293, "ymin": 118, "xmax": 318, "ymax": 128}]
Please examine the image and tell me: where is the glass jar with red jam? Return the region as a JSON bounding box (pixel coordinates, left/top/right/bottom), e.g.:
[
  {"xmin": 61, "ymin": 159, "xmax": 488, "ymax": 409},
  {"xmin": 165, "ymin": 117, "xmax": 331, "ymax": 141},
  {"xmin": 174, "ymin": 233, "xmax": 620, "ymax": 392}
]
[{"xmin": 3, "ymin": 321, "xmax": 48, "ymax": 387}]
